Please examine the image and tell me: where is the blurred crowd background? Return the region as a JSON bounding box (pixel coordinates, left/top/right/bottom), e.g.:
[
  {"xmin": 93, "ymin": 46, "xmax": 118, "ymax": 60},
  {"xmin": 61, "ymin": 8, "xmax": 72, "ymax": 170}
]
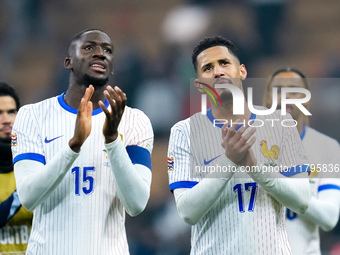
[{"xmin": 1, "ymin": 0, "xmax": 340, "ymax": 254}]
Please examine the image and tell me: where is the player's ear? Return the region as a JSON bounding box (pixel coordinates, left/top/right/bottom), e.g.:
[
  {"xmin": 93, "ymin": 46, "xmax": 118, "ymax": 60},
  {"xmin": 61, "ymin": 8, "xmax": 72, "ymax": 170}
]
[
  {"xmin": 194, "ymin": 79, "xmax": 205, "ymax": 94},
  {"xmin": 64, "ymin": 57, "xmax": 72, "ymax": 70},
  {"xmin": 194, "ymin": 79, "xmax": 201, "ymax": 88},
  {"xmin": 240, "ymin": 64, "xmax": 247, "ymax": 80}
]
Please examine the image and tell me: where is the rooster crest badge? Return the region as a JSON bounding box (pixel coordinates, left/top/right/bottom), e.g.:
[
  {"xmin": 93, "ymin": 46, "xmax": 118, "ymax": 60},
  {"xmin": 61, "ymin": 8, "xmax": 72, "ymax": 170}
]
[{"xmin": 260, "ymin": 140, "xmax": 280, "ymax": 166}]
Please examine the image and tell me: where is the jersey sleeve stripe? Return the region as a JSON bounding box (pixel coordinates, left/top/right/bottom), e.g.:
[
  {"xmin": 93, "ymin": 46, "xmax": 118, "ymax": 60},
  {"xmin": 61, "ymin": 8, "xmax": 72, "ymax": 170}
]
[
  {"xmin": 280, "ymin": 165, "xmax": 310, "ymax": 177},
  {"xmin": 318, "ymin": 184, "xmax": 340, "ymax": 192},
  {"xmin": 126, "ymin": 145, "xmax": 151, "ymax": 170},
  {"xmin": 169, "ymin": 181, "xmax": 199, "ymax": 191},
  {"xmin": 13, "ymin": 153, "xmax": 46, "ymax": 165}
]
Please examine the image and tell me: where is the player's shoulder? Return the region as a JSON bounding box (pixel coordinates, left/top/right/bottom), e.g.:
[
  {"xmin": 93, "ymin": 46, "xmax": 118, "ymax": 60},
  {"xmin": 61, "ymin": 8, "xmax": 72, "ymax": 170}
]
[
  {"xmin": 121, "ymin": 105, "xmax": 153, "ymax": 134},
  {"xmin": 170, "ymin": 112, "xmax": 209, "ymax": 140},
  {"xmin": 170, "ymin": 111, "xmax": 205, "ymax": 130},
  {"xmin": 252, "ymin": 105, "xmax": 267, "ymax": 111},
  {"xmin": 253, "ymin": 105, "xmax": 291, "ymax": 120},
  {"xmin": 123, "ymin": 105, "xmax": 150, "ymax": 121},
  {"xmin": 305, "ymin": 126, "xmax": 339, "ymax": 146},
  {"xmin": 17, "ymin": 96, "xmax": 58, "ymax": 117},
  {"xmin": 170, "ymin": 117, "xmax": 190, "ymax": 133}
]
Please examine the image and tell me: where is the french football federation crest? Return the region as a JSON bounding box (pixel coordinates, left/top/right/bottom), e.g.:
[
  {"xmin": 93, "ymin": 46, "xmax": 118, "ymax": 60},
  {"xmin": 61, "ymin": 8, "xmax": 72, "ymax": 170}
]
[{"xmin": 260, "ymin": 140, "xmax": 280, "ymax": 166}]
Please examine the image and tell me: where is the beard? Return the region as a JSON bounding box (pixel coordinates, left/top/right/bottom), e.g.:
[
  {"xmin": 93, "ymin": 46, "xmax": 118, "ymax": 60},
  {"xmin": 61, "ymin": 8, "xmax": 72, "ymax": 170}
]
[
  {"xmin": 81, "ymin": 74, "xmax": 109, "ymax": 88},
  {"xmin": 219, "ymin": 90, "xmax": 234, "ymax": 105}
]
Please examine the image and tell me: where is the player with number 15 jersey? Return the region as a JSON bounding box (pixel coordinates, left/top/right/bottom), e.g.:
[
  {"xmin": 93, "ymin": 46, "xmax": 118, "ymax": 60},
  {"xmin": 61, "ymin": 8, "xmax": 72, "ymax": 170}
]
[
  {"xmin": 11, "ymin": 94, "xmax": 153, "ymax": 255},
  {"xmin": 11, "ymin": 29, "xmax": 153, "ymax": 255}
]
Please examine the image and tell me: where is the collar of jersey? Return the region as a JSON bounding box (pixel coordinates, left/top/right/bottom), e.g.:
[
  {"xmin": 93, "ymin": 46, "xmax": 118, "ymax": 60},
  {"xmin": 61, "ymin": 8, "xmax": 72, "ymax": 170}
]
[
  {"xmin": 300, "ymin": 124, "xmax": 306, "ymax": 140},
  {"xmin": 206, "ymin": 107, "xmax": 256, "ymax": 130},
  {"xmin": 58, "ymin": 92, "xmax": 109, "ymax": 116}
]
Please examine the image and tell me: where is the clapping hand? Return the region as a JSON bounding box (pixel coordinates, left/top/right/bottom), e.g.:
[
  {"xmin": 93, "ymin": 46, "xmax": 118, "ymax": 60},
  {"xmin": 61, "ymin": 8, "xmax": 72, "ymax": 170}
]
[
  {"xmin": 99, "ymin": 85, "xmax": 127, "ymax": 143},
  {"xmin": 221, "ymin": 120, "xmax": 257, "ymax": 166},
  {"xmin": 69, "ymin": 85, "xmax": 94, "ymax": 152}
]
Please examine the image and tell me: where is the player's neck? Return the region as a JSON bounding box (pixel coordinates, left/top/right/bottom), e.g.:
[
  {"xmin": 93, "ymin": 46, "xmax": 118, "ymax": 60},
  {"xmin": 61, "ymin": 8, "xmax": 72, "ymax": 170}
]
[
  {"xmin": 296, "ymin": 115, "xmax": 305, "ymax": 135},
  {"xmin": 64, "ymin": 83, "xmax": 107, "ymax": 110},
  {"xmin": 211, "ymin": 101, "xmax": 252, "ymax": 123}
]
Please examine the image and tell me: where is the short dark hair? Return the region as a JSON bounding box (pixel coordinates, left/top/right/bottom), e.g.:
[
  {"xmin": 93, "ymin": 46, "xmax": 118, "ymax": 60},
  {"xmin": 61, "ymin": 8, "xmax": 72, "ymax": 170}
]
[
  {"xmin": 266, "ymin": 67, "xmax": 309, "ymax": 92},
  {"xmin": 263, "ymin": 67, "xmax": 310, "ymax": 126},
  {"xmin": 67, "ymin": 28, "xmax": 105, "ymax": 55},
  {"xmin": 0, "ymin": 82, "xmax": 20, "ymax": 110},
  {"xmin": 192, "ymin": 36, "xmax": 240, "ymax": 72}
]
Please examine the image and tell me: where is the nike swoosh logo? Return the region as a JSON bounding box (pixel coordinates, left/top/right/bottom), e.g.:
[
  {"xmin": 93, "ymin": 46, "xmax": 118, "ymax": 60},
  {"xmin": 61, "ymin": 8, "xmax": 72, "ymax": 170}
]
[
  {"xmin": 45, "ymin": 135, "xmax": 63, "ymax": 143},
  {"xmin": 204, "ymin": 155, "xmax": 222, "ymax": 165}
]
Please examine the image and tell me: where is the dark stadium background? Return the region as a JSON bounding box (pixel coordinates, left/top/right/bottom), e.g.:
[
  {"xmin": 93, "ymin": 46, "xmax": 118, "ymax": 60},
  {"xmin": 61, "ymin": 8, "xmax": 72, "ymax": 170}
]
[{"xmin": 1, "ymin": 0, "xmax": 340, "ymax": 254}]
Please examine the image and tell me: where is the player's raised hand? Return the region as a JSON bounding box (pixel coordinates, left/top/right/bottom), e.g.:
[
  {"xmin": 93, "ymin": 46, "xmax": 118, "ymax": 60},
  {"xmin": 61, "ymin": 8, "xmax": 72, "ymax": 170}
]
[
  {"xmin": 69, "ymin": 85, "xmax": 94, "ymax": 152},
  {"xmin": 99, "ymin": 85, "xmax": 127, "ymax": 143},
  {"xmin": 221, "ymin": 120, "xmax": 256, "ymax": 166}
]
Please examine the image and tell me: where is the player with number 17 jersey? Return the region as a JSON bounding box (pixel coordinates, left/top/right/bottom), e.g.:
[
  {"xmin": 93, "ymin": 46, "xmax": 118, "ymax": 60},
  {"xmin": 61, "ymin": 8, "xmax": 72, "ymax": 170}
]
[{"xmin": 168, "ymin": 107, "xmax": 309, "ymax": 255}]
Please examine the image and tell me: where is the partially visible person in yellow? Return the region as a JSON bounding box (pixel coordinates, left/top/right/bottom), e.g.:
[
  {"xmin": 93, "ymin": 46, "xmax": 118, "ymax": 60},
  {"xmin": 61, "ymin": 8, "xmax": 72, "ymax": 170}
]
[{"xmin": 0, "ymin": 82, "xmax": 32, "ymax": 254}]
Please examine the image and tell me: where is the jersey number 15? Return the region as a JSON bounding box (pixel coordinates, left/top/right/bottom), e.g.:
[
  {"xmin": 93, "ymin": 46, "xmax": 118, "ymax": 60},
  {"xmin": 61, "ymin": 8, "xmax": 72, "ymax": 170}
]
[{"xmin": 71, "ymin": 166, "xmax": 95, "ymax": 195}]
